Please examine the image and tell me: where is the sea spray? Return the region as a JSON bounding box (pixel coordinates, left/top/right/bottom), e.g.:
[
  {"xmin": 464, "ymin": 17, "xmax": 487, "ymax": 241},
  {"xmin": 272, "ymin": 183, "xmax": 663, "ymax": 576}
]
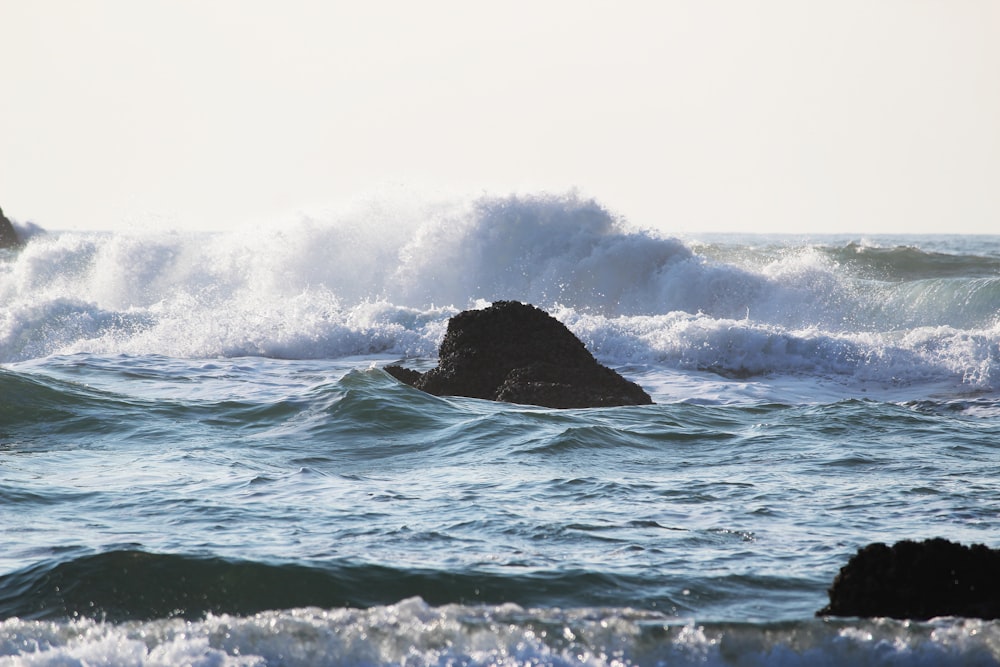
[{"xmin": 1, "ymin": 192, "xmax": 998, "ymax": 391}]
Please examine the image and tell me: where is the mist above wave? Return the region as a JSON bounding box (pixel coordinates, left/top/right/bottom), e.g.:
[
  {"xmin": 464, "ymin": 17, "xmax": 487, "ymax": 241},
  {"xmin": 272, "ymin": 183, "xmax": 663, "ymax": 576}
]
[{"xmin": 1, "ymin": 193, "xmax": 785, "ymax": 320}]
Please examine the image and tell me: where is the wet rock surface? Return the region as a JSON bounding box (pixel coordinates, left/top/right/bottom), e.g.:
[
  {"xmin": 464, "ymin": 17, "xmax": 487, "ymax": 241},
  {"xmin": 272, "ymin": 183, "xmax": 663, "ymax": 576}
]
[
  {"xmin": 385, "ymin": 301, "xmax": 652, "ymax": 409},
  {"xmin": 818, "ymin": 537, "xmax": 1000, "ymax": 620},
  {"xmin": 0, "ymin": 206, "xmax": 20, "ymax": 249}
]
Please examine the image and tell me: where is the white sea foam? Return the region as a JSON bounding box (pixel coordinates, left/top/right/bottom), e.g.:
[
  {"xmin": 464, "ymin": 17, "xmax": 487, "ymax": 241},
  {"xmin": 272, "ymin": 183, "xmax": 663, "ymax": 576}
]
[
  {"xmin": 1, "ymin": 192, "xmax": 998, "ymax": 393},
  {"xmin": 1, "ymin": 600, "xmax": 998, "ymax": 666}
]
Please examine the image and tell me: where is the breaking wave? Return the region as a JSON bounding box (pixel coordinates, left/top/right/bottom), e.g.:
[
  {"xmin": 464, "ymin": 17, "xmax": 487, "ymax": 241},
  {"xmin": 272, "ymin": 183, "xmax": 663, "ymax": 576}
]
[{"xmin": 2, "ymin": 192, "xmax": 999, "ymax": 391}]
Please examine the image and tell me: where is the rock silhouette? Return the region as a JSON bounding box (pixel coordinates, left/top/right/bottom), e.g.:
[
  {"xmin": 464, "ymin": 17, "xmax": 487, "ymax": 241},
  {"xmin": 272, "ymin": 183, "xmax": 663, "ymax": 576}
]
[
  {"xmin": 0, "ymin": 206, "xmax": 20, "ymax": 249},
  {"xmin": 385, "ymin": 301, "xmax": 652, "ymax": 408},
  {"xmin": 818, "ymin": 538, "xmax": 1000, "ymax": 620}
]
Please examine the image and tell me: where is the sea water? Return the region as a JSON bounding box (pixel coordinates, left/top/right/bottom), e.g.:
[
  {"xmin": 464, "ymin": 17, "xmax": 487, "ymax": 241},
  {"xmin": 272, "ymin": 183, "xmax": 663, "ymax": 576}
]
[{"xmin": 1, "ymin": 192, "xmax": 999, "ymax": 665}]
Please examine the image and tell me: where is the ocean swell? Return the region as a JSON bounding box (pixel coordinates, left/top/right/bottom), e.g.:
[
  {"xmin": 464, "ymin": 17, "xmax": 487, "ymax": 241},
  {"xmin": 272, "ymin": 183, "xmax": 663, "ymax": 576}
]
[{"xmin": 0, "ymin": 549, "xmax": 682, "ymax": 623}]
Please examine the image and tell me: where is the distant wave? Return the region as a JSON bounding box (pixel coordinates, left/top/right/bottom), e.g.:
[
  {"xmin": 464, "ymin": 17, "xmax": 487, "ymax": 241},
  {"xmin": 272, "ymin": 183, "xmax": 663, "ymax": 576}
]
[{"xmin": 830, "ymin": 241, "xmax": 1000, "ymax": 281}]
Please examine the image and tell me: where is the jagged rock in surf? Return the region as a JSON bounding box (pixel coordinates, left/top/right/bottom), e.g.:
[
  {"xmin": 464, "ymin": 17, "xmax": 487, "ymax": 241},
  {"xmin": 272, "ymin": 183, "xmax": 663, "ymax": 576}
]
[
  {"xmin": 385, "ymin": 301, "xmax": 653, "ymax": 408},
  {"xmin": 0, "ymin": 206, "xmax": 21, "ymax": 249},
  {"xmin": 817, "ymin": 538, "xmax": 1000, "ymax": 620}
]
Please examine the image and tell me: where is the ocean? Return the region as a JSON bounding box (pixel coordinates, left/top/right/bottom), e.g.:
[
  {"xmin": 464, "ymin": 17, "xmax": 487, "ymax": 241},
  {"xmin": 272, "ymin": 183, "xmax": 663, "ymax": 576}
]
[{"xmin": 1, "ymin": 193, "xmax": 999, "ymax": 665}]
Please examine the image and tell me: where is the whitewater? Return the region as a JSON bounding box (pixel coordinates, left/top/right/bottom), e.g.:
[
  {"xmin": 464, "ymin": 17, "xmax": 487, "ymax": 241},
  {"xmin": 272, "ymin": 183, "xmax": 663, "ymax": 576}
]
[{"xmin": 1, "ymin": 192, "xmax": 999, "ymax": 665}]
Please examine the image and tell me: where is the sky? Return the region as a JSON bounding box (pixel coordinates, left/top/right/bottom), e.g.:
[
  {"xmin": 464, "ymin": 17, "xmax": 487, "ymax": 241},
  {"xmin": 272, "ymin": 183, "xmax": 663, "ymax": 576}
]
[{"xmin": 2, "ymin": 1, "xmax": 998, "ymax": 235}]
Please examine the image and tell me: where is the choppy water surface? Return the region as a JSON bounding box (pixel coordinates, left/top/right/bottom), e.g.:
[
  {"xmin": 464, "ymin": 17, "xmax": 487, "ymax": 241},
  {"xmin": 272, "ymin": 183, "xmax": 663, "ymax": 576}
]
[{"xmin": 2, "ymin": 194, "xmax": 999, "ymax": 664}]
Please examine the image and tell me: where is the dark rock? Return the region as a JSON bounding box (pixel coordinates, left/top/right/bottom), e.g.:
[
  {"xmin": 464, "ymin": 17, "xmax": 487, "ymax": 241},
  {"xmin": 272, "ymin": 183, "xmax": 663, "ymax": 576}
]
[
  {"xmin": 817, "ymin": 538, "xmax": 1000, "ymax": 620},
  {"xmin": 384, "ymin": 365, "xmax": 422, "ymax": 387},
  {"xmin": 0, "ymin": 206, "xmax": 20, "ymax": 249},
  {"xmin": 385, "ymin": 301, "xmax": 652, "ymax": 408}
]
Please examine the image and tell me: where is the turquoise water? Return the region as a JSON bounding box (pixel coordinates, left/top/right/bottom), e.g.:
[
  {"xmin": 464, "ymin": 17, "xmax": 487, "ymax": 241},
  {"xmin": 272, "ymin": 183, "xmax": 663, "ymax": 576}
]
[{"xmin": 2, "ymin": 194, "xmax": 1000, "ymax": 664}]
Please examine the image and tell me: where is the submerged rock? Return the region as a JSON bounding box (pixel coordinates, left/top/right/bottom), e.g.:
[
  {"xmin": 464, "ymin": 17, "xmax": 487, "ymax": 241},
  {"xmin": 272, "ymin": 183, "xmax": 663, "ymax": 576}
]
[
  {"xmin": 385, "ymin": 301, "xmax": 652, "ymax": 408},
  {"xmin": 0, "ymin": 206, "xmax": 20, "ymax": 249},
  {"xmin": 818, "ymin": 538, "xmax": 1000, "ymax": 620}
]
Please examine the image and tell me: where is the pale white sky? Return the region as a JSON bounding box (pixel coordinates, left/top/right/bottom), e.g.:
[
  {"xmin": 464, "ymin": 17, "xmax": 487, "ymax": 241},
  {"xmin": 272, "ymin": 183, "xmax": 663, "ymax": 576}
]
[{"xmin": 2, "ymin": 1, "xmax": 998, "ymax": 234}]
